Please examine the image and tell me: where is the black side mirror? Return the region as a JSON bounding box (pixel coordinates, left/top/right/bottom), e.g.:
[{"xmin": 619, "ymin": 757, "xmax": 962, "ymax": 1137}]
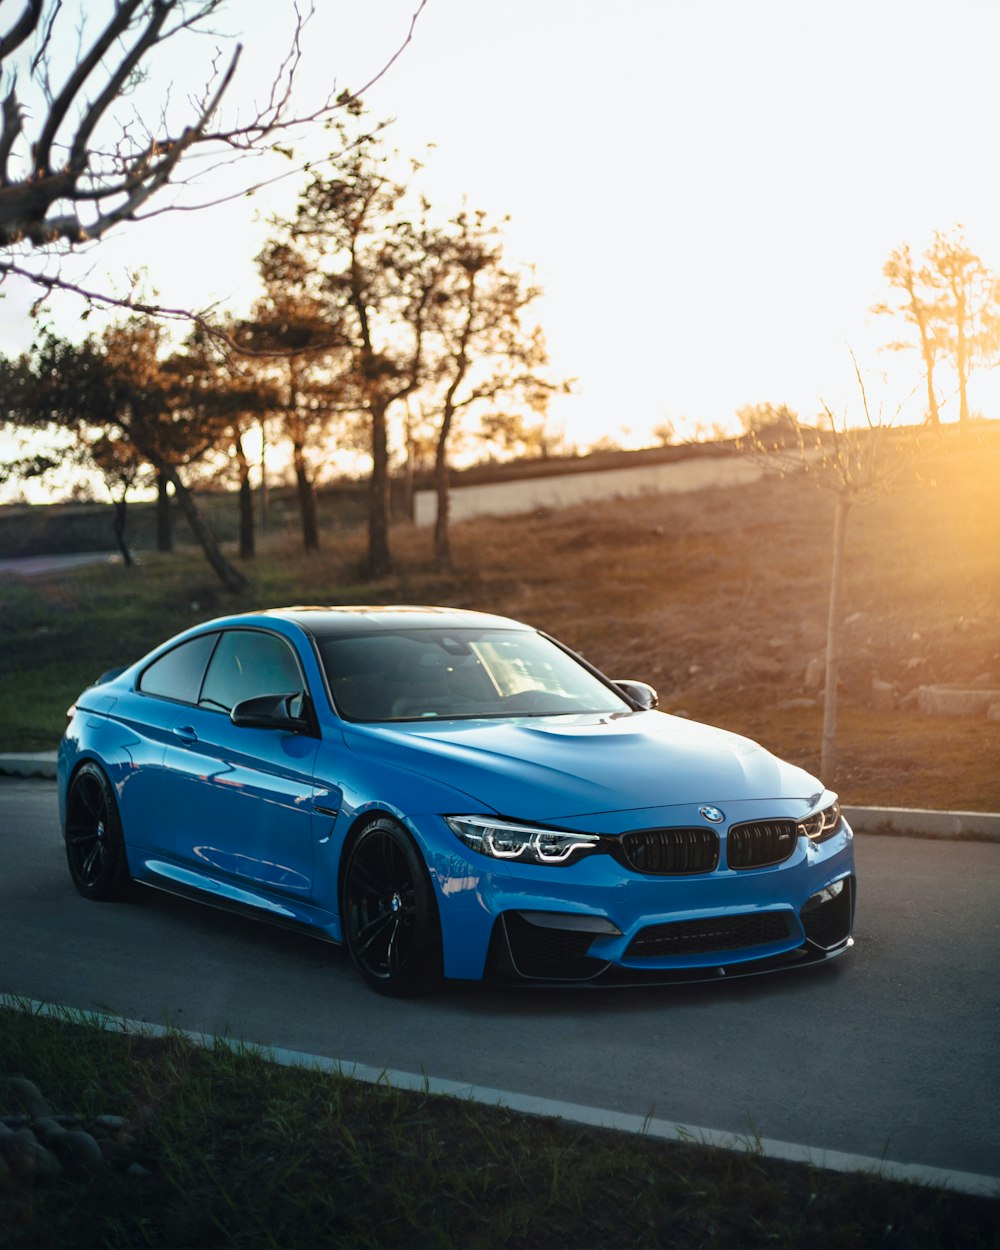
[
  {"xmin": 230, "ymin": 691, "xmax": 311, "ymax": 732},
  {"xmin": 613, "ymin": 679, "xmax": 659, "ymax": 711}
]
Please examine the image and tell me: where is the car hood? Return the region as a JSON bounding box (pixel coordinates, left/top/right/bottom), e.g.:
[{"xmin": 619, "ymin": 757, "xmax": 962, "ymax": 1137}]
[{"xmin": 344, "ymin": 710, "xmax": 820, "ymax": 820}]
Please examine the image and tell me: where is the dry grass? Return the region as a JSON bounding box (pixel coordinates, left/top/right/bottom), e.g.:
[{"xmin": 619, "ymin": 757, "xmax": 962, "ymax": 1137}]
[{"xmin": 2, "ymin": 425, "xmax": 997, "ymax": 809}]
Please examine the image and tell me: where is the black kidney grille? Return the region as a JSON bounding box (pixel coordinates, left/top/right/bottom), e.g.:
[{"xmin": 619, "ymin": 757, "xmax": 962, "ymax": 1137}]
[
  {"xmin": 625, "ymin": 911, "xmax": 792, "ymax": 958},
  {"xmin": 727, "ymin": 820, "xmax": 798, "ymax": 869},
  {"xmin": 619, "ymin": 826, "xmax": 719, "ymax": 875}
]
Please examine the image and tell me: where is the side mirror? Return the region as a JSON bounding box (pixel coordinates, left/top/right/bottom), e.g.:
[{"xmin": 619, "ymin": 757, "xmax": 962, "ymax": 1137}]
[
  {"xmin": 613, "ymin": 679, "xmax": 659, "ymax": 711},
  {"xmin": 230, "ymin": 691, "xmax": 311, "ymax": 732}
]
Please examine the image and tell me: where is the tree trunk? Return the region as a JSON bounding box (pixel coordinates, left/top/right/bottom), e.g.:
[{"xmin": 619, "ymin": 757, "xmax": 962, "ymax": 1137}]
[
  {"xmin": 111, "ymin": 496, "xmax": 133, "ymax": 567},
  {"xmin": 956, "ymin": 292, "xmax": 970, "ymax": 425},
  {"xmin": 917, "ymin": 326, "xmax": 940, "ymax": 427},
  {"xmin": 401, "ymin": 405, "xmax": 416, "ymax": 523},
  {"xmin": 155, "ymin": 470, "xmax": 173, "ymax": 552},
  {"xmin": 821, "ymin": 493, "xmax": 851, "ymax": 780},
  {"xmin": 293, "ymin": 441, "xmax": 319, "ymax": 551},
  {"xmin": 235, "ymin": 435, "xmax": 255, "ymax": 560},
  {"xmin": 258, "ymin": 415, "xmax": 269, "ymax": 534},
  {"xmin": 433, "ymin": 407, "xmax": 455, "ymax": 570},
  {"xmin": 161, "ymin": 463, "xmax": 248, "ymax": 593},
  {"xmin": 367, "ymin": 400, "xmax": 392, "ymax": 577}
]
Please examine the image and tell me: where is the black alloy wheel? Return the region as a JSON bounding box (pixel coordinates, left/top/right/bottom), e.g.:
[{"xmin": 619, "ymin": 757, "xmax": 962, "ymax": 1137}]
[
  {"xmin": 342, "ymin": 817, "xmax": 442, "ymax": 996},
  {"xmin": 64, "ymin": 762, "xmax": 130, "ymax": 900}
]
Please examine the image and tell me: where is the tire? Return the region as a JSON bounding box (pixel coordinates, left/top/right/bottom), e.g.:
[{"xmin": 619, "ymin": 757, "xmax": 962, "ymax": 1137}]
[
  {"xmin": 64, "ymin": 762, "xmax": 131, "ymax": 901},
  {"xmin": 341, "ymin": 817, "xmax": 443, "ymax": 997}
]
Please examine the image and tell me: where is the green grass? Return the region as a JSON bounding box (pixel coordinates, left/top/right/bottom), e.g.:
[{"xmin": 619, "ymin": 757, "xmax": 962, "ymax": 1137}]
[{"xmin": 1, "ymin": 1003, "xmax": 996, "ymax": 1249}]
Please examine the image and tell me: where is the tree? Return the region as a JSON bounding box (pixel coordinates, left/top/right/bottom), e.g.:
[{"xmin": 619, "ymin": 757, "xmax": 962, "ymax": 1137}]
[
  {"xmin": 735, "ymin": 402, "xmax": 800, "ymax": 441},
  {"xmin": 739, "ymin": 358, "xmax": 925, "ymax": 778},
  {"xmin": 2, "ymin": 323, "xmax": 248, "ymax": 591},
  {"xmin": 237, "ymin": 241, "xmax": 350, "ymax": 552},
  {"xmin": 872, "ymin": 243, "xmax": 945, "ymax": 427},
  {"xmin": 875, "ymin": 230, "xmax": 1000, "ymax": 428},
  {"xmin": 925, "ymin": 228, "xmax": 999, "ymax": 426},
  {"xmin": 163, "ymin": 325, "xmax": 277, "ymax": 562},
  {"xmin": 0, "ymin": 1, "xmax": 424, "ymax": 313},
  {"xmin": 423, "ymin": 209, "xmax": 561, "ymax": 568},
  {"xmin": 275, "ymin": 117, "xmax": 441, "ymax": 575}
]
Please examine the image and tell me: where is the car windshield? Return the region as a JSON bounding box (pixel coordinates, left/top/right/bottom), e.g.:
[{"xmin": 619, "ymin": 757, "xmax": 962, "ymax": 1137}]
[{"xmin": 318, "ymin": 628, "xmax": 632, "ymax": 722}]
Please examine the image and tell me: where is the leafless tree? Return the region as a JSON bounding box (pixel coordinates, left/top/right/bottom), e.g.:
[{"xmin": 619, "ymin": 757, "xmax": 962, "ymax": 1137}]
[
  {"xmin": 0, "ymin": 0, "xmax": 424, "ymax": 314},
  {"xmin": 739, "ymin": 359, "xmax": 926, "ymax": 779}
]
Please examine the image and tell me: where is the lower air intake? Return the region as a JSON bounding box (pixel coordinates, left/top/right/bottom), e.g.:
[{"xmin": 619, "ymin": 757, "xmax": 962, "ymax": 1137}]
[
  {"xmin": 625, "ymin": 911, "xmax": 792, "ymax": 959},
  {"xmin": 801, "ymin": 877, "xmax": 854, "ymax": 949},
  {"xmin": 501, "ymin": 912, "xmax": 599, "ymax": 980}
]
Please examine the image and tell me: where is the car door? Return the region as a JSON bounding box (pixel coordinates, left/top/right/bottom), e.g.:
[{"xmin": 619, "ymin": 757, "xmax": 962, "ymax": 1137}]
[
  {"xmin": 162, "ymin": 628, "xmax": 320, "ymax": 899},
  {"xmin": 120, "ymin": 630, "xmax": 221, "ymax": 853}
]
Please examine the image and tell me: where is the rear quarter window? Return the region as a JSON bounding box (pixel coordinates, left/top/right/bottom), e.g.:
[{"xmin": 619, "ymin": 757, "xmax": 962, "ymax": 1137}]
[{"xmin": 138, "ymin": 633, "xmax": 218, "ymax": 705}]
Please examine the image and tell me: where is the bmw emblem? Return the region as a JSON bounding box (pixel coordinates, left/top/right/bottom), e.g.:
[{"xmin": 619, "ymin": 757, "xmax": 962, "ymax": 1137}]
[{"xmin": 699, "ymin": 805, "xmax": 725, "ymax": 824}]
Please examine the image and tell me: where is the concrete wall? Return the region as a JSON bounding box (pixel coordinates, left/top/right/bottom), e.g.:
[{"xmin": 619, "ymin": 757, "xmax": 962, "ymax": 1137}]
[{"xmin": 413, "ymin": 454, "xmax": 769, "ymax": 527}]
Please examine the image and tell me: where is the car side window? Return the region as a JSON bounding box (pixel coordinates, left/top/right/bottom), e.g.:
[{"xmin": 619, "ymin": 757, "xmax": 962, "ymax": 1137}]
[
  {"xmin": 138, "ymin": 633, "xmax": 218, "ymax": 705},
  {"xmin": 198, "ymin": 630, "xmax": 305, "ymax": 715}
]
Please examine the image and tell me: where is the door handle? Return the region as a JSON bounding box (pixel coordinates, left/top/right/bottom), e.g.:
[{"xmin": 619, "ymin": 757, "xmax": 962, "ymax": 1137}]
[{"xmin": 172, "ymin": 725, "xmax": 198, "ymax": 744}]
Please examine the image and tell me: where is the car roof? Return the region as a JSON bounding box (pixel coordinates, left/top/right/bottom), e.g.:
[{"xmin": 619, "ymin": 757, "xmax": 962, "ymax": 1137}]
[{"xmin": 256, "ymin": 605, "xmax": 534, "ymax": 638}]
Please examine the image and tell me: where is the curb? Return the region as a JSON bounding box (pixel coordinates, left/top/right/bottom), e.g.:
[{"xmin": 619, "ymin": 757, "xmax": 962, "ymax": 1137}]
[
  {"xmin": 0, "ymin": 751, "xmax": 58, "ymax": 779},
  {"xmin": 1, "ymin": 754, "xmax": 998, "ymax": 843},
  {"xmin": 842, "ymin": 805, "xmax": 1000, "ymax": 842},
  {"xmin": 3, "ymin": 996, "xmax": 997, "ymax": 1199}
]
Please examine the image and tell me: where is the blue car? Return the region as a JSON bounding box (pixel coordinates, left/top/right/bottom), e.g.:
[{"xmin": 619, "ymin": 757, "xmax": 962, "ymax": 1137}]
[{"xmin": 59, "ymin": 606, "xmax": 855, "ymax": 995}]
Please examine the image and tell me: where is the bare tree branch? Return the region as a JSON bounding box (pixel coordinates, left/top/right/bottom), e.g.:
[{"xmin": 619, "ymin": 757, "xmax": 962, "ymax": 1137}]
[{"xmin": 0, "ymin": 0, "xmax": 427, "ymax": 304}]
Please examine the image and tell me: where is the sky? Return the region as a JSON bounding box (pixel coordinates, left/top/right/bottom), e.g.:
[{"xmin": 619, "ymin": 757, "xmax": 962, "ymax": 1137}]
[{"xmin": 4, "ymin": 0, "xmax": 1000, "ymax": 477}]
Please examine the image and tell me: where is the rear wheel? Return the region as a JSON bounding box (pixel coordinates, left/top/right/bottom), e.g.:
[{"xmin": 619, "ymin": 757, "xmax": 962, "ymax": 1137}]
[
  {"xmin": 64, "ymin": 762, "xmax": 130, "ymax": 900},
  {"xmin": 342, "ymin": 817, "xmax": 443, "ymax": 996}
]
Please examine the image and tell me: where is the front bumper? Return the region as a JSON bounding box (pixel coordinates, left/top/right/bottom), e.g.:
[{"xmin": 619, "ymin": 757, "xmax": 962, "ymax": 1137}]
[{"xmin": 413, "ymin": 806, "xmax": 856, "ymax": 983}]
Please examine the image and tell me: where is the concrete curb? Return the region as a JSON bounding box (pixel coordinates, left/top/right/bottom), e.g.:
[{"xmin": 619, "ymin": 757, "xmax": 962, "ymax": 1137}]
[
  {"xmin": 0, "ymin": 751, "xmax": 58, "ymax": 779},
  {"xmin": 1, "ymin": 753, "xmax": 997, "ymax": 842},
  {"xmin": 3, "ymin": 996, "xmax": 997, "ymax": 1199},
  {"xmin": 842, "ymin": 805, "xmax": 1000, "ymax": 841}
]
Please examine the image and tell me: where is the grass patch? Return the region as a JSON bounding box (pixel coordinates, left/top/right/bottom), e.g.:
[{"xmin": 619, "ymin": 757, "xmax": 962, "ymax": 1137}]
[{"xmin": 1, "ymin": 1004, "xmax": 996, "ymax": 1249}]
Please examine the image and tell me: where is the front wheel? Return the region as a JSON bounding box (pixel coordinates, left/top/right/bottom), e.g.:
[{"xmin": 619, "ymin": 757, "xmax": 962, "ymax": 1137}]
[
  {"xmin": 64, "ymin": 762, "xmax": 130, "ymax": 900},
  {"xmin": 342, "ymin": 817, "xmax": 443, "ymax": 997}
]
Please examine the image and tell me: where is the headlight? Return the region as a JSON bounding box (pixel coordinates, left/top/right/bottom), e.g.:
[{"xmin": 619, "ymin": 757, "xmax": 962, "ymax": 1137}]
[
  {"xmin": 445, "ymin": 816, "xmax": 602, "ymax": 866},
  {"xmin": 798, "ymin": 799, "xmax": 842, "ymax": 842}
]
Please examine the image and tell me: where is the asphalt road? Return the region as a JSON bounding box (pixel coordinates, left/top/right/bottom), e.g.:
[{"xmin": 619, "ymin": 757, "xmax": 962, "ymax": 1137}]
[{"xmin": 2, "ymin": 778, "xmax": 998, "ymax": 1180}]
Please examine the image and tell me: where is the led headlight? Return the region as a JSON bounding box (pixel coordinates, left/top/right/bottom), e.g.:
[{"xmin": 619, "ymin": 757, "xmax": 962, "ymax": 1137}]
[
  {"xmin": 798, "ymin": 799, "xmax": 842, "ymax": 842},
  {"xmin": 445, "ymin": 816, "xmax": 602, "ymax": 866}
]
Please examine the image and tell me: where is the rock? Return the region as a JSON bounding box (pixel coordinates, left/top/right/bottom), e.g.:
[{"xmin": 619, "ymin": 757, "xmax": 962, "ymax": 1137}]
[
  {"xmin": 50, "ymin": 1129, "xmax": 106, "ymax": 1177},
  {"xmin": 745, "ymin": 653, "xmax": 783, "ymax": 679},
  {"xmin": 916, "ymin": 685, "xmax": 1000, "ymax": 718},
  {"xmin": 126, "ymin": 1161, "xmax": 152, "ymax": 1179},
  {"xmin": 804, "ymin": 658, "xmax": 824, "ymax": 691},
  {"xmin": 94, "ymin": 1114, "xmax": 128, "ymax": 1132},
  {"xmin": 0, "ymin": 1076, "xmax": 53, "ymax": 1119},
  {"xmin": 30, "ymin": 1117, "xmax": 66, "ymax": 1148},
  {"xmin": 871, "ymin": 678, "xmax": 896, "ymax": 711}
]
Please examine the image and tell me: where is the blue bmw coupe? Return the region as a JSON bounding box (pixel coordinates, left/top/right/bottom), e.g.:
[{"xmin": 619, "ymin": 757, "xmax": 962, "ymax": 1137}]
[{"xmin": 59, "ymin": 606, "xmax": 855, "ymax": 995}]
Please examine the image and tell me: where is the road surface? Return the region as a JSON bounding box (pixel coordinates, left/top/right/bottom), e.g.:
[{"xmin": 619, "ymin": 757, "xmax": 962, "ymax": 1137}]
[{"xmin": 2, "ymin": 778, "xmax": 998, "ymax": 1180}]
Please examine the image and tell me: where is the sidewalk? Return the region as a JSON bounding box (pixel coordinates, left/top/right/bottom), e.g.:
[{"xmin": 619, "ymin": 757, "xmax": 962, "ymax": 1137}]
[{"xmin": 2, "ymin": 751, "xmax": 998, "ymax": 841}]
